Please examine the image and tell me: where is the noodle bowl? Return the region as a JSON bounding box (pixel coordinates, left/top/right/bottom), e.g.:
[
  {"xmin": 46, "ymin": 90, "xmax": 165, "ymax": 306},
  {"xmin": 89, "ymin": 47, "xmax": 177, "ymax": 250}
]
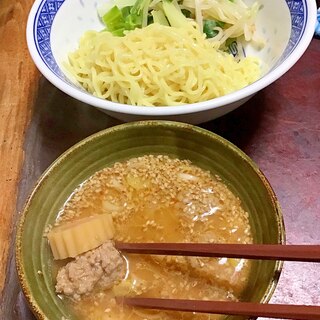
[{"xmin": 27, "ymin": 0, "xmax": 316, "ymax": 122}]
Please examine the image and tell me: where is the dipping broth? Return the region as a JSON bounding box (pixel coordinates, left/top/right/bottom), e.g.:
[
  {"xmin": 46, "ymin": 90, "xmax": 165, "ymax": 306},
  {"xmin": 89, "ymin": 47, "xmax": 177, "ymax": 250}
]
[{"xmin": 50, "ymin": 155, "xmax": 253, "ymax": 319}]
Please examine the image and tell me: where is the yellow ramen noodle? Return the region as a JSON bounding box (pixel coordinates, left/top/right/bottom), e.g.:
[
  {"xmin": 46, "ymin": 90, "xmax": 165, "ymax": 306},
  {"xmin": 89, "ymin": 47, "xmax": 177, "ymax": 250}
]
[{"xmin": 66, "ymin": 23, "xmax": 260, "ymax": 106}]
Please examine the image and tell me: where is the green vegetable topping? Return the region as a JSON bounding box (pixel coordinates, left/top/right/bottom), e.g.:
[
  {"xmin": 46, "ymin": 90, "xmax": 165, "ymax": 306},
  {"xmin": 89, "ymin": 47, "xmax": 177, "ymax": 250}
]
[
  {"xmin": 203, "ymin": 19, "xmax": 225, "ymax": 38},
  {"xmin": 151, "ymin": 10, "xmax": 169, "ymax": 26},
  {"xmin": 161, "ymin": 0, "xmax": 189, "ymax": 28},
  {"xmin": 181, "ymin": 9, "xmax": 192, "ymax": 18},
  {"xmin": 102, "ymin": 0, "xmax": 151, "ymax": 36},
  {"xmin": 102, "ymin": 0, "xmax": 228, "ymax": 38}
]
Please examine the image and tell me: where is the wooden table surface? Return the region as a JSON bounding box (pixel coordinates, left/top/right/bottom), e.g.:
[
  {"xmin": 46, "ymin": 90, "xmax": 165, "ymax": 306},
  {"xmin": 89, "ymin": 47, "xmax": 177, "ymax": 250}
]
[{"xmin": 0, "ymin": 0, "xmax": 319, "ymax": 319}]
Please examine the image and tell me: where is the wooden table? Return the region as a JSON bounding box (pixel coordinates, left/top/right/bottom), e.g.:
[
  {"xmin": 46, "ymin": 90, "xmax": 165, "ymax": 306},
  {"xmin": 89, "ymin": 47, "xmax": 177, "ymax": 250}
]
[{"xmin": 0, "ymin": 1, "xmax": 319, "ymax": 318}]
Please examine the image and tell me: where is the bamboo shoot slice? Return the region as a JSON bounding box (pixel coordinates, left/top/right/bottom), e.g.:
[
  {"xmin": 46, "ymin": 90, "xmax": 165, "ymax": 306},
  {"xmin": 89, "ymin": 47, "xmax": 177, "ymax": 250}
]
[{"xmin": 47, "ymin": 213, "xmax": 115, "ymax": 260}]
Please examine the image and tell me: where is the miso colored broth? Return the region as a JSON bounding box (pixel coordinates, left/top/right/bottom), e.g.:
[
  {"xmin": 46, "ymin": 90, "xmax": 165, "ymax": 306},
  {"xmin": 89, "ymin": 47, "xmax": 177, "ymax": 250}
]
[{"xmin": 53, "ymin": 155, "xmax": 253, "ymax": 320}]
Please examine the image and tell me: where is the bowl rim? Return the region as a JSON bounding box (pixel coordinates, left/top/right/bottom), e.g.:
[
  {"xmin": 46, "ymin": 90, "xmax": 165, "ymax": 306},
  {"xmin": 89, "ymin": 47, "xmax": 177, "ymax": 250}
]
[
  {"xmin": 26, "ymin": 0, "xmax": 317, "ymax": 116},
  {"xmin": 16, "ymin": 120, "xmax": 285, "ymax": 319}
]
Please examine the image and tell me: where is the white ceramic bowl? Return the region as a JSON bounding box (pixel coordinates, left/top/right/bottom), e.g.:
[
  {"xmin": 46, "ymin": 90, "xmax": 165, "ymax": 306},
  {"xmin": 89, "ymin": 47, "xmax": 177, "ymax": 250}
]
[{"xmin": 27, "ymin": 0, "xmax": 317, "ymax": 124}]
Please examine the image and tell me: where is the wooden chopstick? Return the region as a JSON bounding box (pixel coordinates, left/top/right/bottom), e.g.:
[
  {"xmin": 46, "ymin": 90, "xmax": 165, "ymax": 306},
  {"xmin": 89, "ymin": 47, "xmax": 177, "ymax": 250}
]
[
  {"xmin": 115, "ymin": 242, "xmax": 320, "ymax": 262},
  {"xmin": 116, "ymin": 243, "xmax": 320, "ymax": 319},
  {"xmin": 118, "ymin": 297, "xmax": 320, "ymax": 320}
]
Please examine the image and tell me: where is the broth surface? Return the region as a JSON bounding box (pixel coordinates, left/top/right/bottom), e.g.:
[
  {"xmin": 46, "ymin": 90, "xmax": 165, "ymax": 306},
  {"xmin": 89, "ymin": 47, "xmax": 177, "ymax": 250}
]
[{"xmin": 54, "ymin": 155, "xmax": 253, "ymax": 320}]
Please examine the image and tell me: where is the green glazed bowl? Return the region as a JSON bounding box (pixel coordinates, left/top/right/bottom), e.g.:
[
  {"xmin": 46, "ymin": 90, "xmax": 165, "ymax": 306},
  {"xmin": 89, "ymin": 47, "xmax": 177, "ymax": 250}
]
[{"xmin": 16, "ymin": 121, "xmax": 284, "ymax": 320}]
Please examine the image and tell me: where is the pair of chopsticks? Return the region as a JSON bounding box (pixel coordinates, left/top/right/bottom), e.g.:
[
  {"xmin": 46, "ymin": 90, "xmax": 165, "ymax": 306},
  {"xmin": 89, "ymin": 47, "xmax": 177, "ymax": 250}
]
[{"xmin": 115, "ymin": 242, "xmax": 320, "ymax": 320}]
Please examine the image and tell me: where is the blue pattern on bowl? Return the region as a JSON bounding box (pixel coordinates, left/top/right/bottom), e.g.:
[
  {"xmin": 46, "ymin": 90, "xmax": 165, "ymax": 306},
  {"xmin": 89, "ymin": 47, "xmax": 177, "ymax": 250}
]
[
  {"xmin": 315, "ymin": 7, "xmax": 320, "ymax": 37},
  {"xmin": 34, "ymin": 0, "xmax": 65, "ymax": 79},
  {"xmin": 282, "ymin": 0, "xmax": 308, "ymax": 57},
  {"xmin": 33, "ymin": 0, "xmax": 309, "ymax": 81}
]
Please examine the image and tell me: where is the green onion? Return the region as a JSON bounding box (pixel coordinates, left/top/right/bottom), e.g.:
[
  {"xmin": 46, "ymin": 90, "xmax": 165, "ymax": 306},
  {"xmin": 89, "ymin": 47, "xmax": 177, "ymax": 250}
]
[
  {"xmin": 101, "ymin": 0, "xmax": 151, "ymax": 36},
  {"xmin": 102, "ymin": 6, "xmax": 125, "ymax": 32},
  {"xmin": 121, "ymin": 6, "xmax": 132, "ymax": 18}
]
